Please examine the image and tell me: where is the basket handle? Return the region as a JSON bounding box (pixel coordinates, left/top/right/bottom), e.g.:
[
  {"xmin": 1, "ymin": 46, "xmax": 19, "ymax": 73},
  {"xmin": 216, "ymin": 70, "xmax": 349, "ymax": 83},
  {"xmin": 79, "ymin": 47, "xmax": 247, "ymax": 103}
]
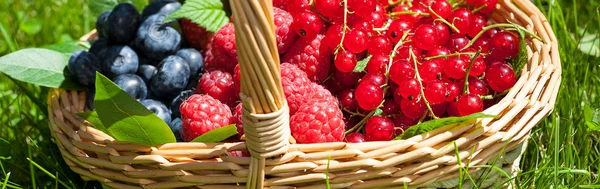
[{"xmin": 230, "ymin": 0, "xmax": 290, "ymax": 188}]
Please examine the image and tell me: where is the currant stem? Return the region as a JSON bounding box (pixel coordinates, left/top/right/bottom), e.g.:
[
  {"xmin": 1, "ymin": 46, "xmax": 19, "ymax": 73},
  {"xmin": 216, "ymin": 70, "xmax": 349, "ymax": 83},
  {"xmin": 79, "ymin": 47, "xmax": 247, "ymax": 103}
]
[
  {"xmin": 424, "ymin": 52, "xmax": 480, "ymax": 60},
  {"xmin": 409, "ymin": 47, "xmax": 439, "ymax": 119},
  {"xmin": 334, "ymin": 0, "xmax": 349, "ymax": 55},
  {"xmin": 343, "ymin": 109, "xmax": 366, "ymax": 117},
  {"xmin": 386, "ymin": 0, "xmax": 412, "ymax": 8},
  {"xmin": 344, "ymin": 105, "xmax": 379, "ymax": 134},
  {"xmin": 471, "ymin": 4, "xmax": 487, "ymax": 14},
  {"xmin": 460, "ymin": 23, "xmax": 542, "ymax": 51},
  {"xmin": 463, "ymin": 50, "xmax": 482, "ymax": 94},
  {"xmin": 427, "ymin": 6, "xmax": 461, "ymax": 33},
  {"xmin": 480, "ymin": 95, "xmax": 494, "ymax": 100},
  {"xmin": 388, "ymin": 11, "xmax": 430, "ymax": 17}
]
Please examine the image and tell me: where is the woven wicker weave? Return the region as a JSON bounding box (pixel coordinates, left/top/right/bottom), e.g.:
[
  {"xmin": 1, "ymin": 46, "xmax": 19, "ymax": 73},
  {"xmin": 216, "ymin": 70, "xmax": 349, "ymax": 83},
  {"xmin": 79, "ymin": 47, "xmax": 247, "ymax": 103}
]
[{"xmin": 49, "ymin": 0, "xmax": 560, "ymax": 188}]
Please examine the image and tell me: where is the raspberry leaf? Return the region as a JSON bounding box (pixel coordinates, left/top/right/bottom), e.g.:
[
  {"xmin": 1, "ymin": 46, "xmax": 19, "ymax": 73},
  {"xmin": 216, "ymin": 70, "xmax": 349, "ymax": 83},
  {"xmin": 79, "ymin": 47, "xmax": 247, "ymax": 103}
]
[
  {"xmin": 0, "ymin": 48, "xmax": 83, "ymax": 90},
  {"xmin": 88, "ymin": 0, "xmax": 148, "ymax": 17},
  {"xmin": 94, "ymin": 73, "xmax": 176, "ymax": 145},
  {"xmin": 77, "ymin": 111, "xmax": 108, "ymax": 133},
  {"xmin": 165, "ymin": 0, "xmax": 229, "ymax": 33},
  {"xmin": 353, "ymin": 55, "xmax": 372, "ymax": 72},
  {"xmin": 191, "ymin": 124, "xmax": 238, "ymax": 142},
  {"xmin": 395, "ymin": 113, "xmax": 497, "ymax": 140}
]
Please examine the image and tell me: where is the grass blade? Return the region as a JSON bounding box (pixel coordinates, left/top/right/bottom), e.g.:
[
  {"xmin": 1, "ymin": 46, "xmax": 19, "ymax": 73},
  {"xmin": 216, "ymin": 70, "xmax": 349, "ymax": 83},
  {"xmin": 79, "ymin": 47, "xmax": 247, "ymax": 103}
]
[{"xmin": 26, "ymin": 158, "xmax": 73, "ymax": 189}]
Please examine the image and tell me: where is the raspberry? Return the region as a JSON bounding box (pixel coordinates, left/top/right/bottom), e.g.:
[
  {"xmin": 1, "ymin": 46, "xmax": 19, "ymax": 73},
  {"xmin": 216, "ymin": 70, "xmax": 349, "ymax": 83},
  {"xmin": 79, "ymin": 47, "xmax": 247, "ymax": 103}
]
[
  {"xmin": 181, "ymin": 18, "xmax": 213, "ymax": 50},
  {"xmin": 282, "ymin": 34, "xmax": 332, "ymax": 83},
  {"xmin": 233, "ymin": 64, "xmax": 241, "ymax": 98},
  {"xmin": 281, "ymin": 63, "xmax": 312, "ymax": 115},
  {"xmin": 273, "ymin": 7, "xmax": 296, "ymax": 54},
  {"xmin": 180, "ymin": 95, "xmax": 232, "ymax": 142},
  {"xmin": 273, "ymin": 0, "xmax": 288, "ymax": 10},
  {"xmin": 208, "ymin": 23, "xmax": 238, "ymax": 73},
  {"xmin": 232, "ymin": 103, "xmax": 244, "ymax": 137},
  {"xmin": 290, "ymin": 100, "xmax": 345, "ymax": 143},
  {"xmin": 196, "ymin": 70, "xmax": 237, "ymax": 108},
  {"xmin": 309, "ymin": 82, "xmax": 338, "ymax": 105}
]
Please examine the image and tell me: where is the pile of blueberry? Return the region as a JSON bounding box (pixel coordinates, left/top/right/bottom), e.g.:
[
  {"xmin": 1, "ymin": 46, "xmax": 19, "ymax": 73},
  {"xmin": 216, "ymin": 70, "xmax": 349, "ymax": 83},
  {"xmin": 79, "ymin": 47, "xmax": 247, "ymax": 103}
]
[{"xmin": 68, "ymin": 0, "xmax": 200, "ymax": 141}]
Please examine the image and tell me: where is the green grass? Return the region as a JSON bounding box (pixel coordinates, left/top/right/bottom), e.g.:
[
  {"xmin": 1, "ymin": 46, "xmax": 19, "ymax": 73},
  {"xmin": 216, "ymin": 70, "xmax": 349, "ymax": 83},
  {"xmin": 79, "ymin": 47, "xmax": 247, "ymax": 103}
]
[{"xmin": 0, "ymin": 0, "xmax": 599, "ymax": 188}]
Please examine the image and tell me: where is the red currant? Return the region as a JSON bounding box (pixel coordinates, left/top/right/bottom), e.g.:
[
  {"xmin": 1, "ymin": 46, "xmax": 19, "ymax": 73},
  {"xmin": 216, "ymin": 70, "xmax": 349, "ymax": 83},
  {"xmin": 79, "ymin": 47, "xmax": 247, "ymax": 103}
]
[
  {"xmin": 333, "ymin": 69, "xmax": 363, "ymax": 88},
  {"xmin": 473, "ymin": 35, "xmax": 491, "ymax": 52},
  {"xmin": 414, "ymin": 24, "xmax": 440, "ymax": 50},
  {"xmin": 468, "ymin": 13, "xmax": 488, "ymax": 38},
  {"xmin": 444, "ymin": 55, "xmax": 469, "ymax": 79},
  {"xmin": 418, "ymin": 59, "xmax": 444, "ymax": 83},
  {"xmin": 445, "ymin": 34, "xmax": 471, "ymax": 52},
  {"xmin": 431, "ymin": 102, "xmax": 448, "ymax": 117},
  {"xmin": 367, "ymin": 54, "xmax": 390, "ymax": 74},
  {"xmin": 387, "ymin": 19, "xmax": 413, "ymax": 43},
  {"xmin": 366, "ymin": 11, "xmax": 387, "ymax": 28},
  {"xmin": 456, "ymin": 93, "xmax": 484, "ymax": 116},
  {"xmin": 344, "ymin": 29, "xmax": 368, "ymax": 53},
  {"xmin": 355, "ymin": 81, "xmax": 384, "ymax": 110},
  {"xmin": 287, "ymin": 0, "xmax": 310, "ymax": 15},
  {"xmin": 425, "ymin": 46, "xmax": 451, "ymax": 57},
  {"xmin": 398, "ymin": 78, "xmax": 421, "ymax": 100},
  {"xmin": 335, "ymin": 50, "xmax": 358, "ymax": 72},
  {"xmin": 345, "ymin": 133, "xmax": 366, "ymax": 143},
  {"xmin": 368, "ymin": 35, "xmax": 393, "ymax": 55},
  {"xmin": 490, "ymin": 31, "xmax": 520, "ymax": 60},
  {"xmin": 468, "ymin": 0, "xmax": 498, "ymax": 14},
  {"xmin": 337, "ymin": 89, "xmax": 358, "ymax": 110},
  {"xmin": 424, "ymin": 81, "xmax": 447, "ymax": 104},
  {"xmin": 361, "ymin": 73, "xmax": 386, "ymax": 86},
  {"xmin": 445, "ymin": 82, "xmax": 461, "ymax": 102},
  {"xmin": 351, "ymin": 18, "xmax": 373, "ymax": 35},
  {"xmin": 401, "ymin": 95, "xmax": 427, "ymax": 119},
  {"xmin": 433, "ymin": 21, "xmax": 450, "ymax": 45},
  {"xmin": 349, "ymin": 0, "xmax": 376, "ymax": 18},
  {"xmin": 466, "ymin": 77, "xmax": 489, "ymax": 96},
  {"xmin": 325, "ymin": 24, "xmax": 344, "ymax": 49},
  {"xmin": 382, "ymin": 98, "xmax": 401, "ymax": 115},
  {"xmin": 395, "ymin": 46, "xmax": 422, "ymax": 61},
  {"xmin": 448, "ymin": 8, "xmax": 473, "ymax": 35},
  {"xmin": 291, "ymin": 10, "xmax": 324, "ymax": 39},
  {"xmin": 365, "ymin": 116, "xmax": 395, "ymax": 141},
  {"xmin": 431, "ymin": 0, "xmax": 452, "ymax": 18},
  {"xmin": 389, "ymin": 60, "xmax": 415, "ymax": 85},
  {"xmin": 485, "ymin": 63, "xmax": 516, "ymax": 92},
  {"xmin": 315, "ymin": 0, "xmax": 342, "ymax": 18},
  {"xmin": 469, "ymin": 56, "xmax": 486, "ymax": 77}
]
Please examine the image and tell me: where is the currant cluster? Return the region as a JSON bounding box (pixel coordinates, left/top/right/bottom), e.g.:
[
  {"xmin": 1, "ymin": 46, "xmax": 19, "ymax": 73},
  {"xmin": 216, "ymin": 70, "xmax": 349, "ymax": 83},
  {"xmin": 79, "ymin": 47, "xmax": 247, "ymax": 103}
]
[{"xmin": 281, "ymin": 0, "xmax": 520, "ymax": 143}]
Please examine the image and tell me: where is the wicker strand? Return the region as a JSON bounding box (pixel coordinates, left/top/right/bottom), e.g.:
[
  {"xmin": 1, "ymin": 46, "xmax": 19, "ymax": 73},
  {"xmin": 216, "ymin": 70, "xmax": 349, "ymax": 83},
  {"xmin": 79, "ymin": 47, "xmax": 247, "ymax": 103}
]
[{"xmin": 231, "ymin": 0, "xmax": 289, "ymax": 188}]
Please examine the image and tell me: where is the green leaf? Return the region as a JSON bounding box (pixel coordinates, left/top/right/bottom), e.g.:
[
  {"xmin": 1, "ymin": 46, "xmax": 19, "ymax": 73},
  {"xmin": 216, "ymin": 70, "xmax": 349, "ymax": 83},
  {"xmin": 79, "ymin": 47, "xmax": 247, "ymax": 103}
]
[
  {"xmin": 165, "ymin": 0, "xmax": 229, "ymax": 33},
  {"xmin": 42, "ymin": 41, "xmax": 89, "ymax": 54},
  {"xmin": 94, "ymin": 73, "xmax": 176, "ymax": 145},
  {"xmin": 19, "ymin": 19, "xmax": 42, "ymax": 35},
  {"xmin": 577, "ymin": 32, "xmax": 600, "ymax": 57},
  {"xmin": 191, "ymin": 124, "xmax": 238, "ymax": 142},
  {"xmin": 583, "ymin": 104, "xmax": 600, "ymax": 131},
  {"xmin": 76, "ymin": 111, "xmax": 108, "ymax": 133},
  {"xmin": 373, "ymin": 108, "xmax": 383, "ymax": 116},
  {"xmin": 0, "ymin": 48, "xmax": 83, "ymax": 89},
  {"xmin": 89, "ymin": 0, "xmax": 148, "ymax": 17},
  {"xmin": 511, "ymin": 33, "xmax": 528, "ymax": 77},
  {"xmin": 395, "ymin": 113, "xmax": 497, "ymax": 140},
  {"xmin": 353, "ymin": 55, "xmax": 372, "ymax": 72}
]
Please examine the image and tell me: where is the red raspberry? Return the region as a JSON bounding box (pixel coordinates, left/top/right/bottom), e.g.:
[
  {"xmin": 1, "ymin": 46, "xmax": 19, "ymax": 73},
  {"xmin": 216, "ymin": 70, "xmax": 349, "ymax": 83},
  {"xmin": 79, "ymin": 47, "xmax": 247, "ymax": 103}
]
[
  {"xmin": 208, "ymin": 23, "xmax": 238, "ymax": 73},
  {"xmin": 282, "ymin": 34, "xmax": 332, "ymax": 83},
  {"xmin": 309, "ymin": 82, "xmax": 338, "ymax": 105},
  {"xmin": 281, "ymin": 63, "xmax": 312, "ymax": 115},
  {"xmin": 290, "ymin": 100, "xmax": 344, "ymax": 143},
  {"xmin": 232, "ymin": 103, "xmax": 244, "ymax": 137},
  {"xmin": 181, "ymin": 95, "xmax": 232, "ymax": 142},
  {"xmin": 273, "ymin": 0, "xmax": 288, "ymax": 10},
  {"xmin": 196, "ymin": 70, "xmax": 237, "ymax": 107},
  {"xmin": 273, "ymin": 7, "xmax": 296, "ymax": 54},
  {"xmin": 233, "ymin": 64, "xmax": 241, "ymax": 98},
  {"xmin": 181, "ymin": 19, "xmax": 213, "ymax": 50}
]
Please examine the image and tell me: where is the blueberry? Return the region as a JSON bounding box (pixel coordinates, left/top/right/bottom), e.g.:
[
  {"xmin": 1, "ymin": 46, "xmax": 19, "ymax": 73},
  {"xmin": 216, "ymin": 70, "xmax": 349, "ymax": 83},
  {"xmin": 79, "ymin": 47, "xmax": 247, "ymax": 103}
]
[
  {"xmin": 137, "ymin": 64, "xmax": 157, "ymax": 82},
  {"xmin": 89, "ymin": 38, "xmax": 109, "ymax": 57},
  {"xmin": 150, "ymin": 56, "xmax": 190, "ymax": 100},
  {"xmin": 140, "ymin": 99, "xmax": 172, "ymax": 124},
  {"xmin": 96, "ymin": 11, "xmax": 111, "ymax": 38},
  {"xmin": 112, "ymin": 74, "xmax": 147, "ymax": 100},
  {"xmin": 68, "ymin": 50, "xmax": 101, "ymax": 86},
  {"xmin": 102, "ymin": 45, "xmax": 139, "ymax": 78},
  {"xmin": 104, "ymin": 3, "xmax": 140, "ymax": 44},
  {"xmin": 170, "ymin": 90, "xmax": 194, "ymax": 118},
  {"xmin": 141, "ymin": 0, "xmax": 182, "ymax": 20},
  {"xmin": 175, "ymin": 48, "xmax": 203, "ymax": 77},
  {"xmin": 134, "ymin": 14, "xmax": 181, "ymax": 61},
  {"xmin": 86, "ymin": 86, "xmax": 96, "ymax": 110},
  {"xmin": 169, "ymin": 118, "xmax": 184, "ymax": 142}
]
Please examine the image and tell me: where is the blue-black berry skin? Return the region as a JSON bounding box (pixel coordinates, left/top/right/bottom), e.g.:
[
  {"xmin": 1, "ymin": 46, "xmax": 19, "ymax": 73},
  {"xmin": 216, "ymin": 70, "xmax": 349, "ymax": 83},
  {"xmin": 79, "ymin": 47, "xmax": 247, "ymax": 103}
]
[
  {"xmin": 137, "ymin": 64, "xmax": 157, "ymax": 82},
  {"xmin": 104, "ymin": 3, "xmax": 140, "ymax": 44},
  {"xmin": 140, "ymin": 99, "xmax": 172, "ymax": 124},
  {"xmin": 102, "ymin": 45, "xmax": 139, "ymax": 78},
  {"xmin": 134, "ymin": 14, "xmax": 181, "ymax": 61},
  {"xmin": 170, "ymin": 90, "xmax": 194, "ymax": 118},
  {"xmin": 169, "ymin": 118, "xmax": 184, "ymax": 142},
  {"xmin": 150, "ymin": 55, "xmax": 190, "ymax": 100},
  {"xmin": 68, "ymin": 50, "xmax": 101, "ymax": 86},
  {"xmin": 112, "ymin": 74, "xmax": 148, "ymax": 100},
  {"xmin": 141, "ymin": 0, "xmax": 181, "ymax": 20},
  {"xmin": 89, "ymin": 38, "xmax": 110, "ymax": 58},
  {"xmin": 86, "ymin": 86, "xmax": 96, "ymax": 110},
  {"xmin": 96, "ymin": 11, "xmax": 111, "ymax": 38},
  {"xmin": 175, "ymin": 48, "xmax": 203, "ymax": 77}
]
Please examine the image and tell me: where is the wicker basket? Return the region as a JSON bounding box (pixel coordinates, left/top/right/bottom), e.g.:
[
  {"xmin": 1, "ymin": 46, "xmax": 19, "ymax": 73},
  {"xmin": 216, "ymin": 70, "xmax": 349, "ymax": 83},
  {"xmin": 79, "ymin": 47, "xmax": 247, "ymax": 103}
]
[{"xmin": 48, "ymin": 0, "xmax": 560, "ymax": 188}]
